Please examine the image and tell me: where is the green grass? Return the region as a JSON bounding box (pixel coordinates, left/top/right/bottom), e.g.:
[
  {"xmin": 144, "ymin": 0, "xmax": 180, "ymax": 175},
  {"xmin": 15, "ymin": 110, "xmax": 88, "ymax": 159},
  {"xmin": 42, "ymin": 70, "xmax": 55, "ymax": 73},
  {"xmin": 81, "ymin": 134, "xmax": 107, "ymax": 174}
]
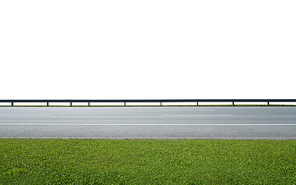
[{"xmin": 1, "ymin": 139, "xmax": 296, "ymax": 184}]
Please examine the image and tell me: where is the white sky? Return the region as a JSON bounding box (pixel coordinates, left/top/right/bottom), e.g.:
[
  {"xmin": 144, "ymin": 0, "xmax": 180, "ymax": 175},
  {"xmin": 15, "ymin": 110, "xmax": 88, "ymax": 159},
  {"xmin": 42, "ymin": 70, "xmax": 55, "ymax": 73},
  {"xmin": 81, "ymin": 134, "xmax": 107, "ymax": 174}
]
[{"xmin": 0, "ymin": 0, "xmax": 295, "ymax": 99}]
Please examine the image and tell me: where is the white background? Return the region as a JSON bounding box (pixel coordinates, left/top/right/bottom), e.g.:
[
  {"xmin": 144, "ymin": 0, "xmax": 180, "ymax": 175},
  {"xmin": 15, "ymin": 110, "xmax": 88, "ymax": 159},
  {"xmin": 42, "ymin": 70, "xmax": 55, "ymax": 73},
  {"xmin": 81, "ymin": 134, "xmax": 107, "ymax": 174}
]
[{"xmin": 1, "ymin": 0, "xmax": 295, "ymax": 99}]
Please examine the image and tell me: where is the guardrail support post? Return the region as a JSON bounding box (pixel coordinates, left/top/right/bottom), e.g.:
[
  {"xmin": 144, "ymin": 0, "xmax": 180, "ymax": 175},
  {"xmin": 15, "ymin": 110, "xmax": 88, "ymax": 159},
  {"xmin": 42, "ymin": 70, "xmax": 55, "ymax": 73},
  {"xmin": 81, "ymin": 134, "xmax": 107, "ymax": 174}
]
[
  {"xmin": 232, "ymin": 101, "xmax": 234, "ymax": 106},
  {"xmin": 70, "ymin": 102, "xmax": 72, "ymax": 107},
  {"xmin": 267, "ymin": 101, "xmax": 270, "ymax": 106},
  {"xmin": 11, "ymin": 102, "xmax": 13, "ymax": 106},
  {"xmin": 124, "ymin": 102, "xmax": 126, "ymax": 106},
  {"xmin": 88, "ymin": 102, "xmax": 90, "ymax": 107},
  {"xmin": 47, "ymin": 102, "xmax": 49, "ymax": 106},
  {"xmin": 160, "ymin": 101, "xmax": 162, "ymax": 106},
  {"xmin": 197, "ymin": 102, "xmax": 198, "ymax": 106}
]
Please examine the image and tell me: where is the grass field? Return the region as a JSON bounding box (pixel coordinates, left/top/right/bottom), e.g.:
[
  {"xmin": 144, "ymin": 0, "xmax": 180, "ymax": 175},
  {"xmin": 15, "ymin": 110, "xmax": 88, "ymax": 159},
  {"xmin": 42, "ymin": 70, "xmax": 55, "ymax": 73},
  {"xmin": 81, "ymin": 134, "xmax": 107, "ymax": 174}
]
[{"xmin": 1, "ymin": 139, "xmax": 296, "ymax": 184}]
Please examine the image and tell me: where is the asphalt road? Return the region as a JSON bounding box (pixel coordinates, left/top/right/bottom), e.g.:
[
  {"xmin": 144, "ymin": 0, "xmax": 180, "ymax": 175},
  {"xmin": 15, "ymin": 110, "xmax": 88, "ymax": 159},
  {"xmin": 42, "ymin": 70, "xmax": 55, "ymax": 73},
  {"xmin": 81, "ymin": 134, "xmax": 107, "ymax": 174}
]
[{"xmin": 1, "ymin": 107, "xmax": 296, "ymax": 139}]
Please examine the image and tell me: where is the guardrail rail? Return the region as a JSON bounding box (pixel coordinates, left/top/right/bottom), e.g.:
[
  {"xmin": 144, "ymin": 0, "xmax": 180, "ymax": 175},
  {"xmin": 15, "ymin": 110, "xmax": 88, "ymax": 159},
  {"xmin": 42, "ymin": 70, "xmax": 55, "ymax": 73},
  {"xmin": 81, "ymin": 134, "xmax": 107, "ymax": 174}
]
[{"xmin": 1, "ymin": 99, "xmax": 296, "ymax": 106}]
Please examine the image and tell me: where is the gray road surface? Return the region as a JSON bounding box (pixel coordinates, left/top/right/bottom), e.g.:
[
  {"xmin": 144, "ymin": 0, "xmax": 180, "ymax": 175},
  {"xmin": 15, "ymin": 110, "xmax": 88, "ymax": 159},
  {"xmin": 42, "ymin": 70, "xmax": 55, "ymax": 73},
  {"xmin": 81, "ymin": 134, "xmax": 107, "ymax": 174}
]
[{"xmin": 1, "ymin": 107, "xmax": 296, "ymax": 139}]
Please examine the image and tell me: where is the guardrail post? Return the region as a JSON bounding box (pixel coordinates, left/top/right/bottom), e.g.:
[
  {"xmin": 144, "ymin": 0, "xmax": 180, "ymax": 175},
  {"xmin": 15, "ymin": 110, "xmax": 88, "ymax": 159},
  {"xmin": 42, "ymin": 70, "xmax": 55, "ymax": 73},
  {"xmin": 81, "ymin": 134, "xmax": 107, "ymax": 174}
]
[
  {"xmin": 88, "ymin": 102, "xmax": 90, "ymax": 107},
  {"xmin": 232, "ymin": 101, "xmax": 234, "ymax": 106},
  {"xmin": 70, "ymin": 102, "xmax": 72, "ymax": 107},
  {"xmin": 267, "ymin": 101, "xmax": 270, "ymax": 106},
  {"xmin": 124, "ymin": 102, "xmax": 126, "ymax": 106},
  {"xmin": 47, "ymin": 102, "xmax": 49, "ymax": 107},
  {"xmin": 11, "ymin": 101, "xmax": 13, "ymax": 106},
  {"xmin": 160, "ymin": 101, "xmax": 162, "ymax": 106},
  {"xmin": 197, "ymin": 102, "xmax": 198, "ymax": 106}
]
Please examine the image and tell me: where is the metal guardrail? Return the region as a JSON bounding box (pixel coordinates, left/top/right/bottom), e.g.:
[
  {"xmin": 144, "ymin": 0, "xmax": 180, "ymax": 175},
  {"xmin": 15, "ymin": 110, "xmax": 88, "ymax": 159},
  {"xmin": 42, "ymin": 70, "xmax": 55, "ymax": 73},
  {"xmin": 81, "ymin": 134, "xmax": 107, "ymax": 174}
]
[{"xmin": 1, "ymin": 99, "xmax": 296, "ymax": 106}]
